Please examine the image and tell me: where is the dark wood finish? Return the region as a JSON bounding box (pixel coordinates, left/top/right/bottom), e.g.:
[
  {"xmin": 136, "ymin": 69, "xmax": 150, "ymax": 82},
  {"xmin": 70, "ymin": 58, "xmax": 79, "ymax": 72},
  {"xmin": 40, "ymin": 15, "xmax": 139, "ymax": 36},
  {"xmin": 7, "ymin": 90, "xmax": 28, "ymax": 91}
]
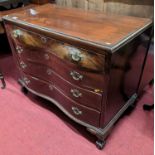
[
  {"xmin": 9, "ymin": 26, "xmax": 106, "ymax": 72},
  {"xmin": 100, "ymin": 29, "xmax": 153, "ymax": 127},
  {"xmin": 19, "ymin": 60, "xmax": 53, "ymax": 82},
  {"xmin": 8, "ymin": 24, "xmax": 106, "ymax": 91},
  {"xmin": 21, "ymin": 73, "xmax": 101, "ymax": 127},
  {"xmin": 20, "ymin": 73, "xmax": 54, "ymax": 96},
  {"xmin": 3, "ymin": 4, "xmax": 152, "ymax": 149},
  {"xmin": 52, "ymin": 72, "xmax": 102, "ymax": 110},
  {"xmin": 52, "ymin": 54, "xmax": 106, "ymax": 91},
  {"xmin": 53, "ymin": 87, "xmax": 101, "ymax": 127},
  {"xmin": 17, "ymin": 58, "xmax": 103, "ymax": 110}
]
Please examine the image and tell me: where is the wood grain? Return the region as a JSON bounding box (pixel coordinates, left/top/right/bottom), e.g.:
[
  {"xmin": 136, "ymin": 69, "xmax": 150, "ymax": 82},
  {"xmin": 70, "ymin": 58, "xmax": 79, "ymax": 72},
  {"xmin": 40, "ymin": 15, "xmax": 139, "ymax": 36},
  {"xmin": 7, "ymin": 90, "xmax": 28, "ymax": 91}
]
[
  {"xmin": 10, "ymin": 26, "xmax": 106, "ymax": 72},
  {"xmin": 21, "ymin": 73, "xmax": 101, "ymax": 127}
]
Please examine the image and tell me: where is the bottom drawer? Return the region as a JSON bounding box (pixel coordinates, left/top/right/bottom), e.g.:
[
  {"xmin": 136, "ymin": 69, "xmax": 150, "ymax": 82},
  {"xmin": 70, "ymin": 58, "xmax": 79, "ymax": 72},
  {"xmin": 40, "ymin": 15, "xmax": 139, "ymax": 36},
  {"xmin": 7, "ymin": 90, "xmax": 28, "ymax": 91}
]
[
  {"xmin": 21, "ymin": 74, "xmax": 101, "ymax": 127},
  {"xmin": 52, "ymin": 87, "xmax": 100, "ymax": 127}
]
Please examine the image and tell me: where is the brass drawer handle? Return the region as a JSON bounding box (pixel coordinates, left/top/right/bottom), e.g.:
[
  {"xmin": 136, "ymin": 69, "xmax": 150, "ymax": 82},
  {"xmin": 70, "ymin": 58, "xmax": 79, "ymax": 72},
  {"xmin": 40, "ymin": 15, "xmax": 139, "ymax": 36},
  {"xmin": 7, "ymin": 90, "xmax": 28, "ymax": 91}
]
[
  {"xmin": 44, "ymin": 53, "xmax": 50, "ymax": 60},
  {"xmin": 72, "ymin": 107, "xmax": 82, "ymax": 115},
  {"xmin": 23, "ymin": 77, "xmax": 30, "ymax": 85},
  {"xmin": 71, "ymin": 52, "xmax": 82, "ymax": 62},
  {"xmin": 16, "ymin": 46, "xmax": 23, "ymax": 54},
  {"xmin": 70, "ymin": 89, "xmax": 82, "ymax": 98},
  {"xmin": 20, "ymin": 61, "xmax": 27, "ymax": 69},
  {"xmin": 67, "ymin": 47, "xmax": 82, "ymax": 62},
  {"xmin": 13, "ymin": 29, "xmax": 22, "ymax": 38},
  {"xmin": 47, "ymin": 68, "xmax": 52, "ymax": 75},
  {"xmin": 70, "ymin": 71, "xmax": 83, "ymax": 81},
  {"xmin": 41, "ymin": 36, "xmax": 47, "ymax": 43}
]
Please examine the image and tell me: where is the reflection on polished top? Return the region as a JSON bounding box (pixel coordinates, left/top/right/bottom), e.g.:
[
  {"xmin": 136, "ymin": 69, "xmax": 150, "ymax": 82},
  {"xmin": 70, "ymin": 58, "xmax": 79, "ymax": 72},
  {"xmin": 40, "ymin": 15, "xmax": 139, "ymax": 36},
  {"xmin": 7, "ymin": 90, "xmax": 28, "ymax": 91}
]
[{"xmin": 3, "ymin": 4, "xmax": 152, "ymax": 50}]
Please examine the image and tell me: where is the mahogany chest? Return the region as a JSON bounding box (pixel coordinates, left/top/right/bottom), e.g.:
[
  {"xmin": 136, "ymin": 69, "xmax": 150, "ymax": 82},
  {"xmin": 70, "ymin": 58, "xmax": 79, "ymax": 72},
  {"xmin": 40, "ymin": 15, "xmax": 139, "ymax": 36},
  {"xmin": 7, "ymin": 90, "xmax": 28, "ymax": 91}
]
[{"xmin": 3, "ymin": 4, "xmax": 152, "ymax": 149}]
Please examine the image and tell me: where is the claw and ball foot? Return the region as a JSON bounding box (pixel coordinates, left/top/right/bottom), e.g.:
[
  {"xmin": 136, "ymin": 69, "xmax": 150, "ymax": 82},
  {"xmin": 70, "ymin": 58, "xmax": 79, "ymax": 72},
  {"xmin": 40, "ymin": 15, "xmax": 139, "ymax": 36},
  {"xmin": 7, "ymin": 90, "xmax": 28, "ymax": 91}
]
[
  {"xmin": 21, "ymin": 87, "xmax": 28, "ymax": 94},
  {"xmin": 96, "ymin": 139, "xmax": 106, "ymax": 150},
  {"xmin": 0, "ymin": 73, "xmax": 6, "ymax": 89},
  {"xmin": 143, "ymin": 104, "xmax": 154, "ymax": 111}
]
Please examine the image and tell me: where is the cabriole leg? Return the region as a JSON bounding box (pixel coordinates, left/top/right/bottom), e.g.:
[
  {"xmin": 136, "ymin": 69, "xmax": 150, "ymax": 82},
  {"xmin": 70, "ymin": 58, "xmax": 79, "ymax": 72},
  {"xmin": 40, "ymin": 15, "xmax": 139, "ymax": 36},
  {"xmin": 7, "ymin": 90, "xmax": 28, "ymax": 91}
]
[{"xmin": 87, "ymin": 127, "xmax": 107, "ymax": 150}]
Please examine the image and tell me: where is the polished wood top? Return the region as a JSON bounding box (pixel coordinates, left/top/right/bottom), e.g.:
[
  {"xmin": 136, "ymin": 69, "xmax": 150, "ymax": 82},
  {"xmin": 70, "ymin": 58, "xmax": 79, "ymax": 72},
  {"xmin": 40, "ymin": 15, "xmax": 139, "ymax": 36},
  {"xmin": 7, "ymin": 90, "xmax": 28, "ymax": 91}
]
[{"xmin": 3, "ymin": 4, "xmax": 152, "ymax": 51}]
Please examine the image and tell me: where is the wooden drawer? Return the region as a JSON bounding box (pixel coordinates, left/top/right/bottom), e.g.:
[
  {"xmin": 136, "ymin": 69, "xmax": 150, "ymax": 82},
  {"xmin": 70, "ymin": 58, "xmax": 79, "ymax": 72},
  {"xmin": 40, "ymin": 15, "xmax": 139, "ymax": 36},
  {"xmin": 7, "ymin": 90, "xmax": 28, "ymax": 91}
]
[
  {"xmin": 9, "ymin": 25, "xmax": 106, "ymax": 72},
  {"xmin": 14, "ymin": 44, "xmax": 53, "ymax": 67},
  {"xmin": 52, "ymin": 55, "xmax": 105, "ymax": 91},
  {"xmin": 49, "ymin": 43, "xmax": 106, "ymax": 72},
  {"xmin": 53, "ymin": 72, "xmax": 102, "ymax": 111},
  {"xmin": 22, "ymin": 74, "xmax": 100, "ymax": 127},
  {"xmin": 53, "ymin": 87, "xmax": 100, "ymax": 127},
  {"xmin": 18, "ymin": 60, "xmax": 53, "ymax": 82},
  {"xmin": 21, "ymin": 74, "xmax": 54, "ymax": 98},
  {"xmin": 9, "ymin": 26, "xmax": 50, "ymax": 50}
]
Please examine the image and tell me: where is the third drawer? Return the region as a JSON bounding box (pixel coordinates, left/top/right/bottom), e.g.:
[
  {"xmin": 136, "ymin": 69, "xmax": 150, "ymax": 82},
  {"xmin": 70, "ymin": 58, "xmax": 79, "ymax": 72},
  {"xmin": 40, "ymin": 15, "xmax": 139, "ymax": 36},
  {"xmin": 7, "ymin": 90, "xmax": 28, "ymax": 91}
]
[{"xmin": 52, "ymin": 71, "xmax": 102, "ymax": 111}]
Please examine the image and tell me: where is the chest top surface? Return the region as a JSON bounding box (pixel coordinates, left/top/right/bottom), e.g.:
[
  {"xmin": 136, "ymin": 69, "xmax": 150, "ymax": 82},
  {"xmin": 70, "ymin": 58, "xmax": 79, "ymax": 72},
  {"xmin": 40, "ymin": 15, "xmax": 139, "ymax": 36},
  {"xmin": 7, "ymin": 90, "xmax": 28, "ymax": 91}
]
[{"xmin": 3, "ymin": 3, "xmax": 152, "ymax": 52}]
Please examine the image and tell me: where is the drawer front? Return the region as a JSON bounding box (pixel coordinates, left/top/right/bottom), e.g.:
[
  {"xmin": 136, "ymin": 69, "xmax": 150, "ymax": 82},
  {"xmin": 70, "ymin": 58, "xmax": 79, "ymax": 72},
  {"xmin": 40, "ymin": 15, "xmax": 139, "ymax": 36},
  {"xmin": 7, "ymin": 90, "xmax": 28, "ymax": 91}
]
[
  {"xmin": 14, "ymin": 44, "xmax": 52, "ymax": 67},
  {"xmin": 22, "ymin": 74, "xmax": 100, "ymax": 127},
  {"xmin": 9, "ymin": 26, "xmax": 106, "ymax": 72},
  {"xmin": 53, "ymin": 72, "xmax": 102, "ymax": 111},
  {"xmin": 19, "ymin": 60, "xmax": 53, "ymax": 82},
  {"xmin": 21, "ymin": 74, "xmax": 54, "ymax": 98},
  {"xmin": 53, "ymin": 87, "xmax": 100, "ymax": 127},
  {"xmin": 52, "ymin": 55, "xmax": 105, "ymax": 91},
  {"xmin": 10, "ymin": 26, "xmax": 50, "ymax": 50},
  {"xmin": 49, "ymin": 43, "xmax": 106, "ymax": 72}
]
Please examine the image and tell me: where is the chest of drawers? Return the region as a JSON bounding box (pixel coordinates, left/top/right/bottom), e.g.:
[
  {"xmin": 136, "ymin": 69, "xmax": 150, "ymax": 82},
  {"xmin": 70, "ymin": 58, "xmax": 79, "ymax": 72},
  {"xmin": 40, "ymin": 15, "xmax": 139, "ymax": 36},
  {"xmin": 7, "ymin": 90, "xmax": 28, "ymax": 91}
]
[{"xmin": 3, "ymin": 4, "xmax": 152, "ymax": 149}]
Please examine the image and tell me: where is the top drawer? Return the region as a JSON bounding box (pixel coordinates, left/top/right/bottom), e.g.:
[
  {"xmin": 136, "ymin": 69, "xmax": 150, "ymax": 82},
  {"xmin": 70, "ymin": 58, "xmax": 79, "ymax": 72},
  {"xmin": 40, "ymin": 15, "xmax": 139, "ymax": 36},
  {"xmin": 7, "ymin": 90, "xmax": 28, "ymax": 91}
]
[{"xmin": 8, "ymin": 25, "xmax": 107, "ymax": 73}]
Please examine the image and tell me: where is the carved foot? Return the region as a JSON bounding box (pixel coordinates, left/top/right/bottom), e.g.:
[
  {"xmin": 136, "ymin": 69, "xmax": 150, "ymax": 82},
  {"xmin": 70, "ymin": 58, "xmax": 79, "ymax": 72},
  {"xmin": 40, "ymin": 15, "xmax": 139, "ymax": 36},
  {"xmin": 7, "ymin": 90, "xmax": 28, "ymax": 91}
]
[
  {"xmin": 96, "ymin": 139, "xmax": 106, "ymax": 150},
  {"xmin": 143, "ymin": 104, "xmax": 154, "ymax": 111},
  {"xmin": 149, "ymin": 79, "xmax": 154, "ymax": 86},
  {"xmin": 86, "ymin": 128, "xmax": 107, "ymax": 150},
  {"xmin": 21, "ymin": 87, "xmax": 28, "ymax": 94},
  {"xmin": 0, "ymin": 73, "xmax": 6, "ymax": 89}
]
